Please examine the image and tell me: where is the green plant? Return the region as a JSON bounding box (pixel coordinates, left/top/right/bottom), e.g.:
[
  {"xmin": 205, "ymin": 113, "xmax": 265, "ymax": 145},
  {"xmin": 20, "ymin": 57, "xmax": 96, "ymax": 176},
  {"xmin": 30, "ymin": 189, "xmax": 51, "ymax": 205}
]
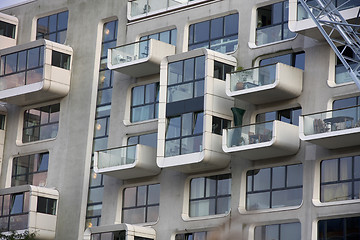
[
  {"xmin": 236, "ymin": 66, "xmax": 244, "ymax": 71},
  {"xmin": 0, "ymin": 231, "xmax": 37, "ymax": 240}
]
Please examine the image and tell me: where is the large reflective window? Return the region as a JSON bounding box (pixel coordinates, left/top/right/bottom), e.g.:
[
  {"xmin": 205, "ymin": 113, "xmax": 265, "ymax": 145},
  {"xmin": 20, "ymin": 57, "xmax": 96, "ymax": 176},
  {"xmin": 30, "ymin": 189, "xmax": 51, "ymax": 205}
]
[
  {"xmin": 165, "ymin": 112, "xmax": 203, "ymax": 157},
  {"xmin": 131, "ymin": 82, "xmax": 159, "ymax": 122},
  {"xmin": 189, "ymin": 174, "xmax": 231, "ymax": 217},
  {"xmin": 140, "ymin": 28, "xmax": 177, "ymax": 46},
  {"xmin": 12, "ymin": 152, "xmax": 49, "ymax": 187},
  {"xmin": 122, "ymin": 183, "xmax": 160, "ymax": 224},
  {"xmin": 255, "ymin": 222, "xmax": 301, "ymax": 240},
  {"xmin": 167, "ymin": 56, "xmax": 205, "ymax": 103},
  {"xmin": 256, "ymin": 1, "xmax": 296, "ymax": 45},
  {"xmin": 189, "ymin": 14, "xmax": 238, "ymax": 53},
  {"xmin": 321, "ymin": 155, "xmax": 360, "ymax": 202},
  {"xmin": 259, "ymin": 52, "xmax": 305, "ymax": 70},
  {"xmin": 318, "ymin": 216, "xmax": 360, "ymax": 240},
  {"xmin": 256, "ymin": 107, "xmax": 302, "ymax": 126},
  {"xmin": 36, "ymin": 11, "xmax": 69, "ymax": 44},
  {"xmin": 247, "ymin": 164, "xmax": 303, "ymax": 210},
  {"xmin": 0, "ymin": 192, "xmax": 29, "ymax": 232},
  {"xmin": 0, "ymin": 46, "xmax": 44, "ymax": 91},
  {"xmin": 22, "ymin": 103, "xmax": 60, "ymax": 143}
]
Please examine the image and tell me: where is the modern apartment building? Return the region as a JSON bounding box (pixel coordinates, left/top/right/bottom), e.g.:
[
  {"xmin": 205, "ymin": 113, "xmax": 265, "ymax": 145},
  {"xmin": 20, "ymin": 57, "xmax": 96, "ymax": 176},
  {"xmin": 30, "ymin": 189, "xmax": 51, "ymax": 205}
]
[{"xmin": 0, "ymin": 0, "xmax": 360, "ymax": 239}]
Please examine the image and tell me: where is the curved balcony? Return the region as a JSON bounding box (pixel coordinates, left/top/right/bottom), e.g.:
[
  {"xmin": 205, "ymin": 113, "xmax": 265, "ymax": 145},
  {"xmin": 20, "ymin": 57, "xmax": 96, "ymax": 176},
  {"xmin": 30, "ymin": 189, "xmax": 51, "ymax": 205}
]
[
  {"xmin": 127, "ymin": 0, "xmax": 215, "ymax": 21},
  {"xmin": 222, "ymin": 120, "xmax": 300, "ymax": 160},
  {"xmin": 0, "ymin": 185, "xmax": 59, "ymax": 239},
  {"xmin": 300, "ymin": 105, "xmax": 360, "ymax": 149},
  {"xmin": 226, "ymin": 63, "xmax": 303, "ymax": 104},
  {"xmin": 94, "ymin": 144, "xmax": 160, "ymax": 179},
  {"xmin": 0, "ymin": 13, "xmax": 18, "ymax": 50},
  {"xmin": 289, "ymin": 0, "xmax": 360, "ymax": 40},
  {"xmin": 108, "ymin": 39, "xmax": 175, "ymax": 77},
  {"xmin": 0, "ymin": 39, "xmax": 73, "ymax": 105}
]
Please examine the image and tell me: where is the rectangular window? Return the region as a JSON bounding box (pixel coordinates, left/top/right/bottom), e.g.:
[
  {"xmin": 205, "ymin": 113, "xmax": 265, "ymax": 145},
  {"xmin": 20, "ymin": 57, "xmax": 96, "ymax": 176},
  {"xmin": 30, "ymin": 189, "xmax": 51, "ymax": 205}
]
[
  {"xmin": 140, "ymin": 28, "xmax": 177, "ymax": 46},
  {"xmin": 52, "ymin": 51, "xmax": 71, "ymax": 70},
  {"xmin": 256, "ymin": 107, "xmax": 302, "ymax": 126},
  {"xmin": 188, "ymin": 14, "xmax": 238, "ymax": 53},
  {"xmin": 259, "ymin": 52, "xmax": 305, "ymax": 70},
  {"xmin": 36, "ymin": 11, "xmax": 69, "ymax": 44},
  {"xmin": 335, "ymin": 46, "xmax": 359, "ymax": 84},
  {"xmin": 0, "ymin": 192, "xmax": 29, "ymax": 232},
  {"xmin": 189, "ymin": 174, "xmax": 231, "ymax": 217},
  {"xmin": 333, "ymin": 96, "xmax": 360, "ymax": 126},
  {"xmin": 0, "ymin": 20, "xmax": 16, "ymax": 39},
  {"xmin": 212, "ymin": 116, "xmax": 231, "ymax": 135},
  {"xmin": 167, "ymin": 56, "xmax": 205, "ymax": 103},
  {"xmin": 321, "ymin": 155, "xmax": 360, "ymax": 202},
  {"xmin": 246, "ymin": 164, "xmax": 303, "ymax": 210},
  {"xmin": 256, "ymin": 1, "xmax": 296, "ymax": 45},
  {"xmin": 131, "ymin": 82, "xmax": 159, "ymax": 123},
  {"xmin": 22, "ymin": 103, "xmax": 60, "ymax": 143},
  {"xmin": 255, "ymin": 222, "xmax": 301, "ymax": 240},
  {"xmin": 37, "ymin": 197, "xmax": 56, "ymax": 215},
  {"xmin": 318, "ymin": 216, "xmax": 360, "ymax": 240},
  {"xmin": 213, "ymin": 61, "xmax": 233, "ymax": 80},
  {"xmin": 0, "ymin": 114, "xmax": 5, "ymax": 130},
  {"xmin": 175, "ymin": 231, "xmax": 218, "ymax": 240},
  {"xmin": 122, "ymin": 183, "xmax": 160, "ymax": 224},
  {"xmin": 0, "ymin": 46, "xmax": 44, "ymax": 91},
  {"xmin": 165, "ymin": 112, "xmax": 203, "ymax": 157},
  {"xmin": 128, "ymin": 132, "xmax": 157, "ymax": 149},
  {"xmin": 12, "ymin": 152, "xmax": 49, "ymax": 187}
]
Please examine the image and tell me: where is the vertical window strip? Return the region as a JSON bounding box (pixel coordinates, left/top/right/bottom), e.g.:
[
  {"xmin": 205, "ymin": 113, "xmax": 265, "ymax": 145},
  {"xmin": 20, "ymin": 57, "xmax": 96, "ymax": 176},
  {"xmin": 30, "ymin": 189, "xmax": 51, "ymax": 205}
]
[{"xmin": 86, "ymin": 19, "xmax": 118, "ymax": 228}]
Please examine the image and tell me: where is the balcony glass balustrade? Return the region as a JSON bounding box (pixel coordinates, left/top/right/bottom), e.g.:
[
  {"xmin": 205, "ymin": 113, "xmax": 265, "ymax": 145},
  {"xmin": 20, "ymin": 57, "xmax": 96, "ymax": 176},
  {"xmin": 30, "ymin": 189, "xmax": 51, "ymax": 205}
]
[
  {"xmin": 226, "ymin": 121, "xmax": 273, "ymax": 148},
  {"xmin": 226, "ymin": 63, "xmax": 303, "ymax": 104},
  {"xmin": 110, "ymin": 40, "xmax": 149, "ymax": 66},
  {"xmin": 223, "ymin": 120, "xmax": 299, "ymax": 160},
  {"xmin": 229, "ymin": 64, "xmax": 276, "ymax": 92},
  {"xmin": 96, "ymin": 145, "xmax": 137, "ymax": 170},
  {"xmin": 302, "ymin": 105, "xmax": 360, "ymax": 136},
  {"xmin": 108, "ymin": 39, "xmax": 175, "ymax": 77},
  {"xmin": 129, "ymin": 0, "xmax": 209, "ymax": 19},
  {"xmin": 94, "ymin": 144, "xmax": 159, "ymax": 179},
  {"xmin": 300, "ymin": 105, "xmax": 360, "ymax": 149}
]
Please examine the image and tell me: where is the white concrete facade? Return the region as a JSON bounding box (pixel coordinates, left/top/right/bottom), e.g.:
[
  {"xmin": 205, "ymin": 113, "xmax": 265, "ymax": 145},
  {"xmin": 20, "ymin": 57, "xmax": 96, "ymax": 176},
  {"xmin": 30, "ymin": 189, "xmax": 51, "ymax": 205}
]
[{"xmin": 0, "ymin": 0, "xmax": 359, "ymax": 239}]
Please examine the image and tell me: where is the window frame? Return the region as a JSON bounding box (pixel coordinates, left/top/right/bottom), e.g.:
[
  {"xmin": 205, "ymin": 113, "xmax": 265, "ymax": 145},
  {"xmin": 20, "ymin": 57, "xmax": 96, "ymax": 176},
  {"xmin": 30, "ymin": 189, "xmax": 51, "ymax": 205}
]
[
  {"xmin": 246, "ymin": 163, "xmax": 303, "ymax": 211},
  {"xmin": 22, "ymin": 103, "xmax": 60, "ymax": 143},
  {"xmin": 11, "ymin": 152, "xmax": 49, "ymax": 187},
  {"xmin": 140, "ymin": 28, "xmax": 177, "ymax": 46},
  {"xmin": 0, "ymin": 46, "xmax": 44, "ymax": 86},
  {"xmin": 256, "ymin": 1, "xmax": 296, "ymax": 46},
  {"xmin": 188, "ymin": 13, "xmax": 239, "ymax": 54},
  {"xmin": 188, "ymin": 173, "xmax": 232, "ymax": 217},
  {"xmin": 36, "ymin": 10, "xmax": 69, "ymax": 44},
  {"xmin": 130, "ymin": 82, "xmax": 159, "ymax": 123},
  {"xmin": 121, "ymin": 183, "xmax": 160, "ymax": 224},
  {"xmin": 0, "ymin": 20, "xmax": 16, "ymax": 39},
  {"xmin": 0, "ymin": 192, "xmax": 29, "ymax": 232},
  {"xmin": 165, "ymin": 111, "xmax": 204, "ymax": 157},
  {"xmin": 320, "ymin": 155, "xmax": 360, "ymax": 203}
]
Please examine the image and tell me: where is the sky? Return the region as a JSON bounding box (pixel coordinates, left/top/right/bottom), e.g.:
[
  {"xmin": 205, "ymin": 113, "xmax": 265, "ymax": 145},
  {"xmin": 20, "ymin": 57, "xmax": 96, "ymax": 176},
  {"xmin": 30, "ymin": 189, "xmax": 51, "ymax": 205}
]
[{"xmin": 0, "ymin": 0, "xmax": 34, "ymax": 10}]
